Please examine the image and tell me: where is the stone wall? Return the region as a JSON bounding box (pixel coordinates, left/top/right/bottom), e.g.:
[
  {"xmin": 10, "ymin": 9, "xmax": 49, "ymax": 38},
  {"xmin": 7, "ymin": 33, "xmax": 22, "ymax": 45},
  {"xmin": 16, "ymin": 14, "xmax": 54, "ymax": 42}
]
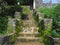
[
  {"xmin": 7, "ymin": 17, "xmax": 16, "ymax": 33},
  {"xmin": 48, "ymin": 36, "xmax": 60, "ymax": 45},
  {"xmin": 44, "ymin": 19, "xmax": 53, "ymax": 30},
  {"xmin": 0, "ymin": 33, "xmax": 14, "ymax": 45}
]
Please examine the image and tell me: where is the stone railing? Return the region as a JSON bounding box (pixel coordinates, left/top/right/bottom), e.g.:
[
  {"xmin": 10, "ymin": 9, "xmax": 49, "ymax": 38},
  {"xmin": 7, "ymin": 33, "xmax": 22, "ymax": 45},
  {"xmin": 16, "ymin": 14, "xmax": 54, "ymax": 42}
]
[
  {"xmin": 44, "ymin": 18, "xmax": 53, "ymax": 30},
  {"xmin": 48, "ymin": 36, "xmax": 60, "ymax": 45},
  {"xmin": 0, "ymin": 33, "xmax": 14, "ymax": 45},
  {"xmin": 53, "ymin": 38, "xmax": 60, "ymax": 45}
]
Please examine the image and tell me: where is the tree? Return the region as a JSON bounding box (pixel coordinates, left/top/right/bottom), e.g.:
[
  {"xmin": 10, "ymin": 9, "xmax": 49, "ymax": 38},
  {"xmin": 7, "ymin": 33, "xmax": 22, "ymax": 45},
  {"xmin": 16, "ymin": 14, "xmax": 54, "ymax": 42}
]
[
  {"xmin": 4, "ymin": 0, "xmax": 17, "ymax": 5},
  {"xmin": 37, "ymin": 6, "xmax": 55, "ymax": 18}
]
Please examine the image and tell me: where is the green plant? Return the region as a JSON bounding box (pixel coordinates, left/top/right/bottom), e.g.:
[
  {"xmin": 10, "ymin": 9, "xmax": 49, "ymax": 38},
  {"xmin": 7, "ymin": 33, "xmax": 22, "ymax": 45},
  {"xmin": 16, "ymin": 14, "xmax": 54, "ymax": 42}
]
[
  {"xmin": 37, "ymin": 4, "xmax": 60, "ymax": 37},
  {"xmin": 22, "ymin": 6, "xmax": 30, "ymax": 15},
  {"xmin": 16, "ymin": 19, "xmax": 22, "ymax": 34},
  {"xmin": 5, "ymin": 0, "xmax": 17, "ymax": 5},
  {"xmin": 4, "ymin": 6, "xmax": 15, "ymax": 18},
  {"xmin": 37, "ymin": 6, "xmax": 55, "ymax": 18},
  {"xmin": 0, "ymin": 16, "xmax": 8, "ymax": 33},
  {"xmin": 51, "ymin": 30, "xmax": 60, "ymax": 38},
  {"xmin": 33, "ymin": 12, "xmax": 39, "ymax": 23},
  {"xmin": 9, "ymin": 33, "xmax": 17, "ymax": 42},
  {"xmin": 14, "ymin": 5, "xmax": 22, "ymax": 12},
  {"xmin": 53, "ymin": 4, "xmax": 60, "ymax": 31},
  {"xmin": 37, "ymin": 4, "xmax": 60, "ymax": 45},
  {"xmin": 9, "ymin": 19, "xmax": 23, "ymax": 42}
]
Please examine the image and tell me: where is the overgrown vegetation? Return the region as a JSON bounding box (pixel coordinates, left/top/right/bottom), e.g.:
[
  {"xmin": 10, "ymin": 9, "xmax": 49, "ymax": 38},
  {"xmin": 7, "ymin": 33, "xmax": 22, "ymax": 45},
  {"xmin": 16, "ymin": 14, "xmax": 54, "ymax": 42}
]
[
  {"xmin": 0, "ymin": 0, "xmax": 23, "ymax": 44},
  {"xmin": 21, "ymin": 6, "xmax": 30, "ymax": 15},
  {"xmin": 35, "ymin": 4, "xmax": 60, "ymax": 45},
  {"xmin": 9, "ymin": 19, "xmax": 22, "ymax": 43},
  {"xmin": 0, "ymin": 0, "xmax": 22, "ymax": 34},
  {"xmin": 37, "ymin": 4, "xmax": 60, "ymax": 38},
  {"xmin": 15, "ymin": 19, "xmax": 22, "ymax": 35},
  {"xmin": 0, "ymin": 16, "xmax": 8, "ymax": 34}
]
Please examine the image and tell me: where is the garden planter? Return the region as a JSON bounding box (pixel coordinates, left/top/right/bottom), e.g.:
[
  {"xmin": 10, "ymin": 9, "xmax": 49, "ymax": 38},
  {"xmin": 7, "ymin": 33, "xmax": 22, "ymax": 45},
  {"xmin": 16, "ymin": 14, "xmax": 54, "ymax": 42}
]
[
  {"xmin": 0, "ymin": 33, "xmax": 15, "ymax": 45},
  {"xmin": 48, "ymin": 36, "xmax": 60, "ymax": 45}
]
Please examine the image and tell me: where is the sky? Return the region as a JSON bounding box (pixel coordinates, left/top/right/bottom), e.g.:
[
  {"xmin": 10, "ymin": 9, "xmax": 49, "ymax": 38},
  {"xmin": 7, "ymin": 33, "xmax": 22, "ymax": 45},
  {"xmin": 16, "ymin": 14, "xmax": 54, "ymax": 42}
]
[{"xmin": 43, "ymin": 0, "xmax": 58, "ymax": 3}]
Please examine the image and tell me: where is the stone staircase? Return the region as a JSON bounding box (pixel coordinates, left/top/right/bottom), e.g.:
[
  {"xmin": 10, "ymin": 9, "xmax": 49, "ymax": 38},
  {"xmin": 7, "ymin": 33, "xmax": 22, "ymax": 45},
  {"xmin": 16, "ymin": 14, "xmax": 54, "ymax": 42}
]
[
  {"xmin": 15, "ymin": 10, "xmax": 39, "ymax": 42},
  {"xmin": 16, "ymin": 32, "xmax": 40, "ymax": 42},
  {"xmin": 15, "ymin": 10, "xmax": 44, "ymax": 45}
]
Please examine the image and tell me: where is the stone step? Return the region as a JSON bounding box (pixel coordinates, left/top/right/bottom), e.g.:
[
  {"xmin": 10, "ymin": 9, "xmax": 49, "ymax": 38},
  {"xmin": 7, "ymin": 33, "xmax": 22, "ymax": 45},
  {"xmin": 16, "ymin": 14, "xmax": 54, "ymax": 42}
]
[
  {"xmin": 19, "ymin": 32, "xmax": 39, "ymax": 37},
  {"xmin": 16, "ymin": 37, "xmax": 43, "ymax": 43},
  {"xmin": 17, "ymin": 37, "xmax": 39, "ymax": 39},
  {"xmin": 21, "ymin": 27, "xmax": 38, "ymax": 34},
  {"xmin": 16, "ymin": 37, "xmax": 40, "ymax": 42},
  {"xmin": 14, "ymin": 42, "xmax": 44, "ymax": 45},
  {"xmin": 19, "ymin": 32, "xmax": 39, "ymax": 34}
]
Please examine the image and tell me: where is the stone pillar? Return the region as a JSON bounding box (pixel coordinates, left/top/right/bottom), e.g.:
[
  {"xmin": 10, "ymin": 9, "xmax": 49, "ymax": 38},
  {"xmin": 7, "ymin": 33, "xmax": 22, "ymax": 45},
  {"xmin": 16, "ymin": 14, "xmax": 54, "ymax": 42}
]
[
  {"xmin": 44, "ymin": 19, "xmax": 53, "ymax": 30},
  {"xmin": 15, "ymin": 12, "xmax": 21, "ymax": 20},
  {"xmin": 36, "ymin": 12, "xmax": 44, "ymax": 23},
  {"xmin": 7, "ymin": 17, "xmax": 15, "ymax": 33}
]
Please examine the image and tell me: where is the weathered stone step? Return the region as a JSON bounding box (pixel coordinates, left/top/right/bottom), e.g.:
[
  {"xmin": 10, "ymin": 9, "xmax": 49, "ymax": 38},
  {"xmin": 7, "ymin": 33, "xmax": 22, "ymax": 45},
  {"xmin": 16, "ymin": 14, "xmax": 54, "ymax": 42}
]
[
  {"xmin": 16, "ymin": 37, "xmax": 40, "ymax": 42},
  {"xmin": 19, "ymin": 32, "xmax": 39, "ymax": 35},
  {"xmin": 18, "ymin": 32, "xmax": 39, "ymax": 37},
  {"xmin": 15, "ymin": 42, "xmax": 44, "ymax": 45},
  {"xmin": 17, "ymin": 37, "xmax": 39, "ymax": 39},
  {"xmin": 23, "ymin": 21, "xmax": 37, "ymax": 27},
  {"xmin": 21, "ymin": 27, "xmax": 38, "ymax": 34}
]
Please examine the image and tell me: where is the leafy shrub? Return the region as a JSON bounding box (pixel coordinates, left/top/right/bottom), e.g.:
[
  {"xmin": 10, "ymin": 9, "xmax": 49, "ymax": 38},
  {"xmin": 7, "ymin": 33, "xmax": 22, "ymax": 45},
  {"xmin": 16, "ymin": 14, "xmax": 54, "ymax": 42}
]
[
  {"xmin": 0, "ymin": 5, "xmax": 15, "ymax": 17},
  {"xmin": 15, "ymin": 19, "xmax": 22, "ymax": 34},
  {"xmin": 15, "ymin": 5, "xmax": 22, "ymax": 12},
  {"xmin": 5, "ymin": 0, "xmax": 17, "ymax": 5},
  {"xmin": 9, "ymin": 33, "xmax": 17, "ymax": 43},
  {"xmin": 21, "ymin": 6, "xmax": 30, "ymax": 15},
  {"xmin": 9, "ymin": 19, "xmax": 23, "ymax": 42},
  {"xmin": 53, "ymin": 4, "xmax": 60, "ymax": 31},
  {"xmin": 33, "ymin": 11, "xmax": 44, "ymax": 37},
  {"xmin": 37, "ymin": 4, "xmax": 60, "ymax": 37},
  {"xmin": 4, "ymin": 6, "xmax": 15, "ymax": 18},
  {"xmin": 33, "ymin": 11, "xmax": 39, "ymax": 23},
  {"xmin": 37, "ymin": 7, "xmax": 55, "ymax": 18},
  {"xmin": 0, "ymin": 16, "xmax": 8, "ymax": 33},
  {"xmin": 37, "ymin": 4, "xmax": 60, "ymax": 45}
]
